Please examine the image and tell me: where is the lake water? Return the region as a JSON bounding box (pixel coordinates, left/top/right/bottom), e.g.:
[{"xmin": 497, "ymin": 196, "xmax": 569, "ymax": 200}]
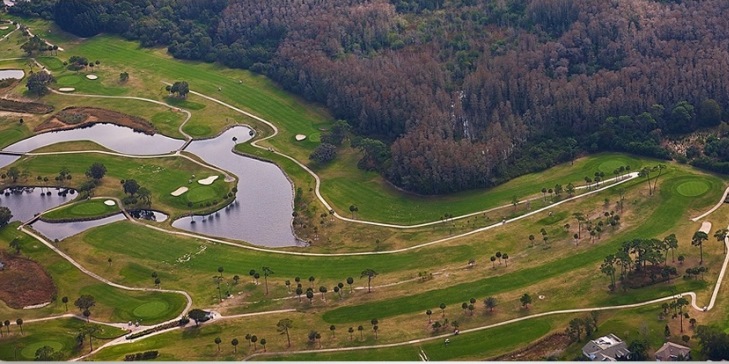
[
  {"xmin": 32, "ymin": 213, "xmax": 127, "ymax": 241},
  {"xmin": 0, "ymin": 69, "xmax": 24, "ymax": 80},
  {"xmin": 3, "ymin": 123, "xmax": 185, "ymax": 155},
  {"xmin": 1, "ymin": 124, "xmax": 297, "ymax": 247},
  {"xmin": 172, "ymin": 126, "xmax": 298, "ymax": 247},
  {"xmin": 0, "ymin": 187, "xmax": 72, "ymax": 223}
]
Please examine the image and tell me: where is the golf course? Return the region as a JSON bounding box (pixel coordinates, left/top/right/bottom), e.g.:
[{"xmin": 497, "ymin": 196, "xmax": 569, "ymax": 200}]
[{"xmin": 0, "ymin": 15, "xmax": 728, "ymax": 362}]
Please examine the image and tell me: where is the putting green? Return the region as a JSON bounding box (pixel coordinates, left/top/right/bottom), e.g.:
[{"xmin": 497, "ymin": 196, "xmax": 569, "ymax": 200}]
[
  {"xmin": 598, "ymin": 158, "xmax": 633, "ymax": 174},
  {"xmin": 676, "ymin": 180, "xmax": 710, "ymax": 197},
  {"xmin": 185, "ymin": 186, "xmax": 217, "ymax": 203},
  {"xmin": 21, "ymin": 340, "xmax": 63, "ymax": 359},
  {"xmin": 69, "ymin": 202, "xmax": 107, "ymax": 215},
  {"xmin": 184, "ymin": 125, "xmax": 212, "ymax": 137},
  {"xmin": 132, "ymin": 300, "xmax": 170, "ymax": 318},
  {"xmin": 55, "ymin": 74, "xmax": 83, "ymax": 86}
]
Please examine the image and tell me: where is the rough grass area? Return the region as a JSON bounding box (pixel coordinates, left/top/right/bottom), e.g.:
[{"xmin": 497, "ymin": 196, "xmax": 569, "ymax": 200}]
[{"xmin": 0, "ymin": 98, "xmax": 54, "ymax": 114}]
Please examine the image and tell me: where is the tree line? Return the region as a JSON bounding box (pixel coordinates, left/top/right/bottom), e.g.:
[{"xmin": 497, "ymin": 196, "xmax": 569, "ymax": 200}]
[{"xmin": 12, "ymin": 0, "xmax": 729, "ymax": 194}]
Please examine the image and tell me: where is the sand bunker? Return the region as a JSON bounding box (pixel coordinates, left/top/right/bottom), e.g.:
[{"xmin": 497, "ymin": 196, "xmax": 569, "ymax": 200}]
[
  {"xmin": 58, "ymin": 87, "xmax": 75, "ymax": 92},
  {"xmin": 86, "ymin": 74, "xmax": 98, "ymax": 80},
  {"xmin": 104, "ymin": 199, "xmax": 116, "ymax": 206},
  {"xmin": 0, "ymin": 26, "xmax": 9, "ymax": 30},
  {"xmin": 197, "ymin": 176, "xmax": 219, "ymax": 185},
  {"xmin": 700, "ymin": 221, "xmax": 712, "ymax": 234},
  {"xmin": 171, "ymin": 186, "xmax": 189, "ymax": 196},
  {"xmin": 295, "ymin": 134, "xmax": 307, "ymax": 141}
]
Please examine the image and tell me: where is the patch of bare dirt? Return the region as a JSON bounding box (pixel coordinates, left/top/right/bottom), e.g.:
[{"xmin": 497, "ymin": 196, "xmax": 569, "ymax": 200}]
[
  {"xmin": 489, "ymin": 333, "xmax": 572, "ymax": 361},
  {"xmin": 34, "ymin": 106, "xmax": 155, "ymax": 134},
  {"xmin": 0, "ymin": 98, "xmax": 54, "ymax": 114},
  {"xmin": 0, "ymin": 251, "xmax": 57, "ymax": 308}
]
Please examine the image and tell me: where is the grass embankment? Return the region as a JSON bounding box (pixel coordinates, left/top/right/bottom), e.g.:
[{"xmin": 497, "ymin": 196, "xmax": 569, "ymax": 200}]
[
  {"xmin": 0, "ymin": 223, "xmax": 186, "ymax": 324},
  {"xmin": 0, "ymin": 318, "xmax": 125, "ymax": 361},
  {"xmin": 1, "ymin": 151, "xmax": 234, "ymax": 218},
  {"xmin": 41, "ymin": 198, "xmax": 119, "ymax": 222}
]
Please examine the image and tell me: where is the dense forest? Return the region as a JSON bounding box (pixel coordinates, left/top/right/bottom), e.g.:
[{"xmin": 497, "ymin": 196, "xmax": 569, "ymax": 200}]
[{"xmin": 10, "ymin": 0, "xmax": 729, "ymax": 194}]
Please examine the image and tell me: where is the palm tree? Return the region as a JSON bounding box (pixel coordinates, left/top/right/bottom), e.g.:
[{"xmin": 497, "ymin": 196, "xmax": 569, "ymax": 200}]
[
  {"xmin": 83, "ymin": 309, "xmax": 91, "ymax": 322},
  {"xmin": 348, "ymin": 327, "xmax": 354, "ymax": 341},
  {"xmin": 260, "ymin": 338, "xmax": 267, "ymax": 352},
  {"xmin": 277, "ymin": 319, "xmax": 293, "ymax": 347},
  {"xmin": 426, "ymin": 309, "xmax": 433, "ymax": 323},
  {"xmin": 714, "ymin": 228, "xmax": 728, "ymax": 254},
  {"xmin": 347, "ymin": 277, "xmax": 354, "ymax": 292},
  {"xmin": 308, "ymin": 276, "xmax": 316, "ymax": 288},
  {"xmin": 503, "ymin": 253, "xmax": 509, "ymax": 267},
  {"xmin": 306, "ymin": 290, "xmax": 314, "ymax": 304},
  {"xmin": 295, "ymin": 287, "xmax": 303, "ymax": 302},
  {"xmin": 330, "ymin": 325, "xmax": 336, "ymax": 339},
  {"xmin": 495, "ymin": 251, "xmax": 502, "ymax": 264},
  {"xmin": 573, "ymin": 212, "xmax": 585, "ymax": 239},
  {"xmin": 664, "ymin": 233, "xmax": 679, "ymax": 262},
  {"xmin": 373, "ymin": 325, "xmax": 379, "ymax": 339},
  {"xmin": 251, "ymin": 335, "xmax": 258, "ymax": 350},
  {"xmin": 231, "ymin": 338, "xmax": 239, "ymax": 353},
  {"xmin": 528, "ymin": 234, "xmax": 535, "ymax": 247},
  {"xmin": 16, "ymin": 318, "xmax": 23, "ymax": 335},
  {"xmin": 692, "ymin": 231, "xmax": 709, "ymax": 264},
  {"xmin": 357, "ymin": 325, "xmax": 364, "ymax": 340},
  {"xmin": 484, "ymin": 297, "xmax": 497, "ymax": 312},
  {"xmin": 285, "ymin": 280, "xmax": 291, "ymax": 292},
  {"xmin": 3, "ymin": 320, "xmax": 9, "ymax": 335},
  {"xmin": 361, "ymin": 269, "xmax": 378, "ymax": 293},
  {"xmin": 439, "ymin": 303, "xmax": 446, "ymax": 318},
  {"xmin": 490, "ymin": 256, "xmax": 496, "ymax": 268},
  {"xmin": 62, "ymin": 297, "xmax": 68, "ymax": 312},
  {"xmin": 262, "ymin": 266, "xmax": 274, "ymax": 295},
  {"xmin": 214, "ymin": 337, "xmax": 221, "ymax": 351},
  {"xmin": 319, "ymin": 286, "xmax": 328, "ymax": 301}
]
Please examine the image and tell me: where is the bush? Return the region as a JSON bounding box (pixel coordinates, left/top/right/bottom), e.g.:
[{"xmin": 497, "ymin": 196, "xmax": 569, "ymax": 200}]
[
  {"xmin": 123, "ymin": 350, "xmax": 159, "ymax": 361},
  {"xmin": 309, "ymin": 143, "xmax": 337, "ymax": 164}
]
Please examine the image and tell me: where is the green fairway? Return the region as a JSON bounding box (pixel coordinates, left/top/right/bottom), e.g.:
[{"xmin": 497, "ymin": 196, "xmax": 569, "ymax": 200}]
[
  {"xmin": 676, "ymin": 180, "xmax": 710, "ymax": 197},
  {"xmin": 321, "ymin": 172, "xmax": 722, "ymax": 323},
  {"xmin": 42, "ymin": 199, "xmax": 119, "ymax": 221}
]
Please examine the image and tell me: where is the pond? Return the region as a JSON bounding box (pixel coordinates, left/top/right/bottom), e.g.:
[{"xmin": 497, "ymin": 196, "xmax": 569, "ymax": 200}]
[
  {"xmin": 1, "ymin": 124, "xmax": 298, "ymax": 247},
  {"xmin": 3, "ymin": 123, "xmax": 185, "ymax": 155},
  {"xmin": 0, "ymin": 187, "xmax": 73, "ymax": 222},
  {"xmin": 172, "ymin": 126, "xmax": 298, "ymax": 247},
  {"xmin": 32, "ymin": 213, "xmax": 127, "ymax": 241},
  {"xmin": 0, "ymin": 69, "xmax": 24, "ymax": 80}
]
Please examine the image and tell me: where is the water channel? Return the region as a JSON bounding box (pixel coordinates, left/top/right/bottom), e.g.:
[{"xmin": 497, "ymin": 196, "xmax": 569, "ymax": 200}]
[{"xmin": 0, "ymin": 124, "xmax": 297, "ymax": 247}]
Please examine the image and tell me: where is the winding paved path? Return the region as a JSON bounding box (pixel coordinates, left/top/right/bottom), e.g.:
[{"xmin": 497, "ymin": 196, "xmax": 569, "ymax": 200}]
[{"xmin": 4, "ymin": 55, "xmax": 727, "ymax": 361}]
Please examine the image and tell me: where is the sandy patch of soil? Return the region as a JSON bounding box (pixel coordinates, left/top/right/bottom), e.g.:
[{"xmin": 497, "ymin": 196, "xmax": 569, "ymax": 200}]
[
  {"xmin": 0, "ymin": 251, "xmax": 57, "ymax": 309},
  {"xmin": 171, "ymin": 187, "xmax": 188, "ymax": 196},
  {"xmin": 34, "ymin": 106, "xmax": 156, "ymax": 134},
  {"xmin": 197, "ymin": 176, "xmax": 219, "ymax": 185}
]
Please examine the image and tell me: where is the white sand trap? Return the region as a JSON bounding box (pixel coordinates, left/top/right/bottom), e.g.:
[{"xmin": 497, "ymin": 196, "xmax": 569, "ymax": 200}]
[
  {"xmin": 58, "ymin": 87, "xmax": 75, "ymax": 92},
  {"xmin": 0, "ymin": 26, "xmax": 9, "ymax": 30},
  {"xmin": 104, "ymin": 199, "xmax": 116, "ymax": 206},
  {"xmin": 700, "ymin": 221, "xmax": 712, "ymax": 234},
  {"xmin": 295, "ymin": 134, "xmax": 307, "ymax": 141},
  {"xmin": 171, "ymin": 186, "xmax": 189, "ymax": 196},
  {"xmin": 86, "ymin": 74, "xmax": 98, "ymax": 80},
  {"xmin": 197, "ymin": 176, "xmax": 219, "ymax": 185}
]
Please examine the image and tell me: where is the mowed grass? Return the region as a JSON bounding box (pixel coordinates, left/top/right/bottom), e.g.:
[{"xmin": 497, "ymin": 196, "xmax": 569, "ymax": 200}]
[
  {"xmin": 0, "ymin": 223, "xmax": 186, "ymax": 324},
  {"xmin": 320, "ymin": 172, "xmax": 723, "ymax": 323},
  {"xmin": 2, "ymin": 152, "xmax": 234, "ymax": 217},
  {"xmin": 42, "ymin": 198, "xmax": 119, "ymax": 221},
  {"xmin": 0, "ymin": 318, "xmax": 125, "ymax": 361}
]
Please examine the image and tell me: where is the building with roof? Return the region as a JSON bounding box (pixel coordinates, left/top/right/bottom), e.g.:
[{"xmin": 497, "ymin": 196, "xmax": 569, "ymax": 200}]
[
  {"xmin": 654, "ymin": 342, "xmax": 691, "ymax": 361},
  {"xmin": 582, "ymin": 334, "xmax": 631, "ymax": 361}
]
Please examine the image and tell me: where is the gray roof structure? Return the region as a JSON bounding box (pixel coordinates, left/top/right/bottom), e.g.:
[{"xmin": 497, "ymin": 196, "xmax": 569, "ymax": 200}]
[
  {"xmin": 582, "ymin": 334, "xmax": 631, "ymax": 361},
  {"xmin": 654, "ymin": 342, "xmax": 691, "ymax": 361}
]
